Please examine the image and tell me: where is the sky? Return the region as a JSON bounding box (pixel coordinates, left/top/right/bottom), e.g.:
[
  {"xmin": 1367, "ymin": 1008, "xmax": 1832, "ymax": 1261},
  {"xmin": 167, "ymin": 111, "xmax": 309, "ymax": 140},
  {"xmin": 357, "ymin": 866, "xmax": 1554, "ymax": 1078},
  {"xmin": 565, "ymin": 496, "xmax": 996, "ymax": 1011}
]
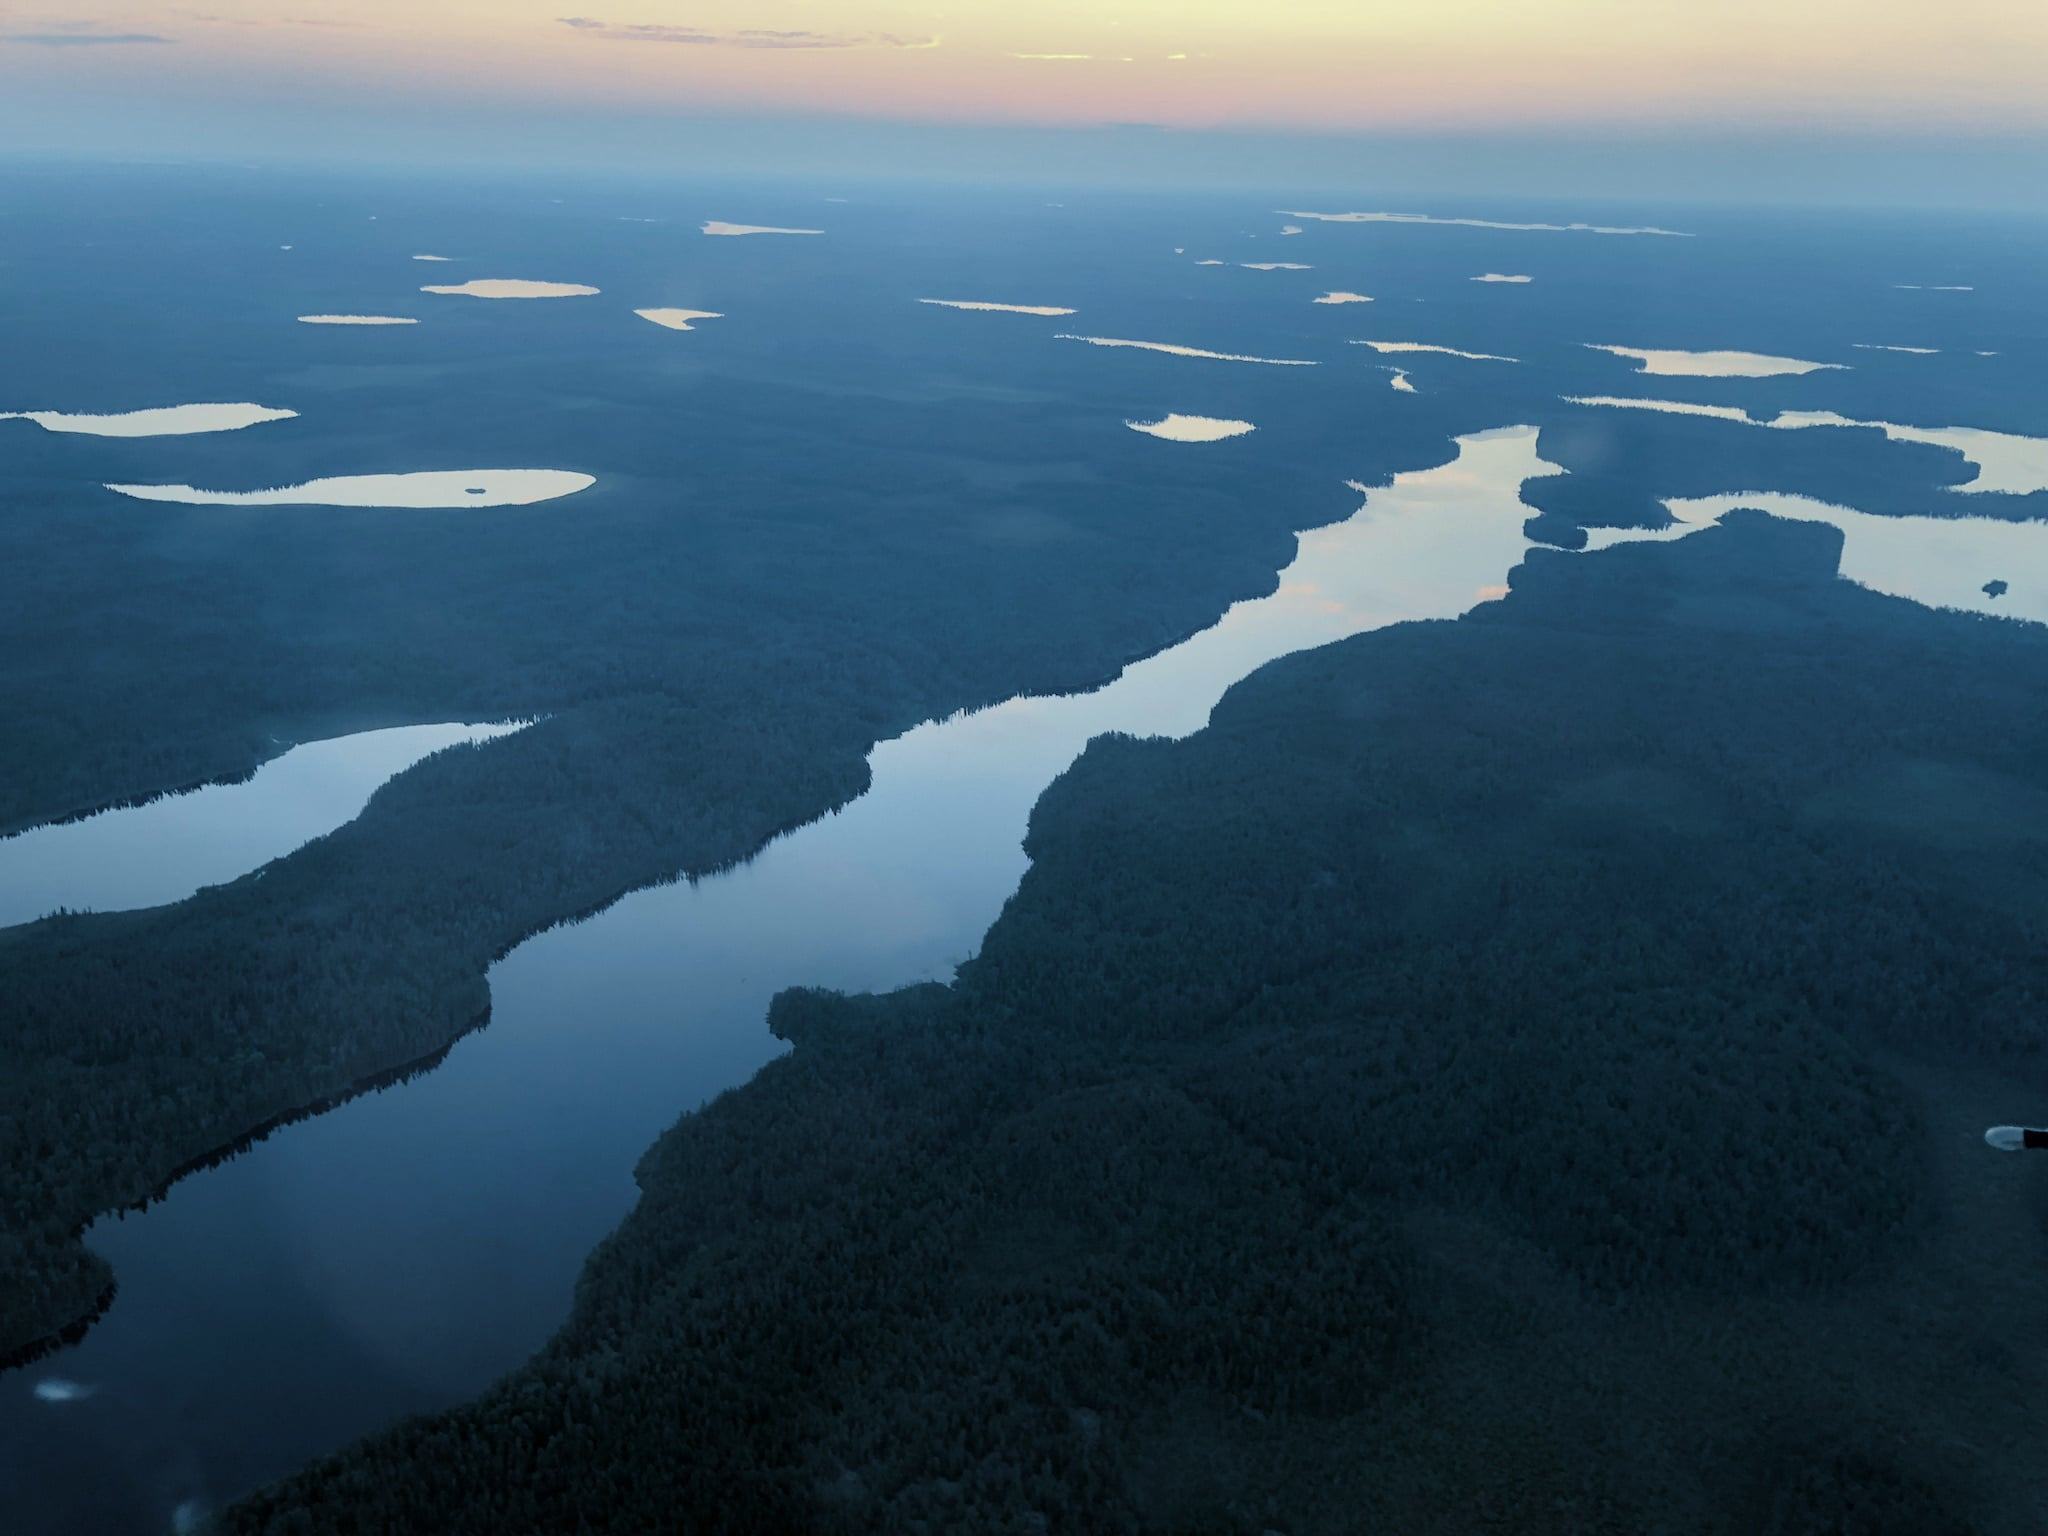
[{"xmin": 3, "ymin": 2, "xmax": 2046, "ymax": 205}]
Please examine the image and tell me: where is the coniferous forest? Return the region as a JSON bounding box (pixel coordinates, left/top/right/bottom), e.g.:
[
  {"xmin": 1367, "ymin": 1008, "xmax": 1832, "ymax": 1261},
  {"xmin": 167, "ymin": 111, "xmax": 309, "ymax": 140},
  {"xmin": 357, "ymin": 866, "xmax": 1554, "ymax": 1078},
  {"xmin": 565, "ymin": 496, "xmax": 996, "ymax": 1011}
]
[
  {"xmin": 221, "ymin": 514, "xmax": 2048, "ymax": 1534},
  {"xmin": 6, "ymin": 164, "xmax": 2048, "ymax": 1536}
]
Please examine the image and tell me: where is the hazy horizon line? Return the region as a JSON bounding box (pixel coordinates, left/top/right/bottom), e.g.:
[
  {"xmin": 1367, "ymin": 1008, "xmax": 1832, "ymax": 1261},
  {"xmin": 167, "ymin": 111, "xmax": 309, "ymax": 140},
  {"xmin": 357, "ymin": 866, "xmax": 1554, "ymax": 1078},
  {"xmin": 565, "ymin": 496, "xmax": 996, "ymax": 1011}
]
[{"xmin": 3, "ymin": 116, "xmax": 2046, "ymax": 216}]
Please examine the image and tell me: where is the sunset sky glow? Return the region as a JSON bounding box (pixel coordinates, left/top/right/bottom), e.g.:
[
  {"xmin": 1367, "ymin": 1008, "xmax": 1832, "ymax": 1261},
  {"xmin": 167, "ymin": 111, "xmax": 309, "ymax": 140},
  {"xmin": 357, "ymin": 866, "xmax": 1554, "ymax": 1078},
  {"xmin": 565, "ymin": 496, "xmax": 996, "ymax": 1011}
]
[{"xmin": 3, "ymin": 2, "xmax": 2045, "ymax": 199}]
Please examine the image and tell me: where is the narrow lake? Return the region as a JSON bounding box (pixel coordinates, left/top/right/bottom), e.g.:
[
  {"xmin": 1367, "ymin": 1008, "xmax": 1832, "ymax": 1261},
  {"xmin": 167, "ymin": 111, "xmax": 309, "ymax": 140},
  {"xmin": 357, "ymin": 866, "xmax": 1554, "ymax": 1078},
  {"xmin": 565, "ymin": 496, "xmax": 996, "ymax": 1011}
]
[
  {"xmin": 0, "ymin": 427, "xmax": 1554, "ymax": 1532},
  {"xmin": 6, "ymin": 423, "xmax": 2039, "ymax": 1533},
  {"xmin": 0, "ymin": 722, "xmax": 528, "ymax": 929}
]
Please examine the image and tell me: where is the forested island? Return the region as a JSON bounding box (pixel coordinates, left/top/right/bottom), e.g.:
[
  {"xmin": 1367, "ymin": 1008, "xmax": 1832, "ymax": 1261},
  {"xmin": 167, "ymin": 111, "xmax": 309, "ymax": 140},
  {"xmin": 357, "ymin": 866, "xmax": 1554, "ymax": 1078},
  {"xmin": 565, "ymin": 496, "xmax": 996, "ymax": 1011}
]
[{"xmin": 223, "ymin": 513, "xmax": 2048, "ymax": 1534}]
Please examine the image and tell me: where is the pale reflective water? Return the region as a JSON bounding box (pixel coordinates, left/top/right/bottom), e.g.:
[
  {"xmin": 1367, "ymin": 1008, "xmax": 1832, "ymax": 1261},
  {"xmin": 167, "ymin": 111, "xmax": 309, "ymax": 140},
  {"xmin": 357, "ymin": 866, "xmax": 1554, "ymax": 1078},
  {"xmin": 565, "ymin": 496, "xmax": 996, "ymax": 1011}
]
[
  {"xmin": 0, "ymin": 405, "xmax": 296, "ymax": 437},
  {"xmin": 1357, "ymin": 341, "xmax": 1519, "ymax": 362},
  {"xmin": 0, "ymin": 722, "xmax": 529, "ymax": 928},
  {"xmin": 918, "ymin": 299, "xmax": 1076, "ymax": 316},
  {"xmin": 1056, "ymin": 334, "xmax": 1317, "ymax": 365},
  {"xmin": 634, "ymin": 308, "xmax": 724, "ymax": 331},
  {"xmin": 1125, "ymin": 414, "xmax": 1255, "ymax": 442},
  {"xmin": 1587, "ymin": 491, "xmax": 2047, "ymax": 624},
  {"xmin": 1584, "ymin": 344, "xmax": 1841, "ymax": 377},
  {"xmin": 1279, "ymin": 209, "xmax": 1692, "ymax": 236},
  {"xmin": 419, "ymin": 279, "xmax": 599, "ymax": 299},
  {"xmin": 1772, "ymin": 412, "xmax": 2048, "ymax": 496},
  {"xmin": 1566, "ymin": 396, "xmax": 2048, "ymax": 496},
  {"xmin": 9, "ymin": 421, "xmax": 2045, "ymax": 1532},
  {"xmin": 0, "ymin": 427, "xmax": 1561, "ymax": 1534},
  {"xmin": 104, "ymin": 470, "xmax": 596, "ymax": 509},
  {"xmin": 700, "ymin": 222, "xmax": 823, "ymax": 238}
]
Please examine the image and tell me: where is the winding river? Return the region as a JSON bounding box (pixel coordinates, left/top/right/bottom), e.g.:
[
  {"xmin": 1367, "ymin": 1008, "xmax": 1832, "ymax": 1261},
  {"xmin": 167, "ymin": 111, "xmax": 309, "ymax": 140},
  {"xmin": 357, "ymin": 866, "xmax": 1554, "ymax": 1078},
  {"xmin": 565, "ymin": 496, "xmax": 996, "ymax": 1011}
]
[{"xmin": 4, "ymin": 424, "xmax": 2040, "ymax": 1533}]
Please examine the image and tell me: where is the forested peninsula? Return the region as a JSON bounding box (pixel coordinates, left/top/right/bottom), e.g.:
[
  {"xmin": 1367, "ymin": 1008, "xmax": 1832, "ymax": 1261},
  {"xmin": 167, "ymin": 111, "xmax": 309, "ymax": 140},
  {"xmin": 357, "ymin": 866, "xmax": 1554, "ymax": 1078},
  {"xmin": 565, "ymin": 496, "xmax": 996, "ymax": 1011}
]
[
  {"xmin": 0, "ymin": 414, "xmax": 1354, "ymax": 1367},
  {"xmin": 226, "ymin": 513, "xmax": 2048, "ymax": 1534}
]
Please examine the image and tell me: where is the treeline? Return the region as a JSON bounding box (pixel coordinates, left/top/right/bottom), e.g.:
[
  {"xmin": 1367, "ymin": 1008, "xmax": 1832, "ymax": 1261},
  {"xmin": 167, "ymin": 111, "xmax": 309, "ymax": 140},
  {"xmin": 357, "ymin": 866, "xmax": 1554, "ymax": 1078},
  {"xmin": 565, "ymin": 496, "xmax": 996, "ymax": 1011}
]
[
  {"xmin": 4, "ymin": 258, "xmax": 2022, "ymax": 1365},
  {"xmin": 0, "ymin": 682, "xmax": 876, "ymax": 1361},
  {"xmin": 1514, "ymin": 407, "xmax": 2006, "ymax": 548},
  {"xmin": 0, "ymin": 351, "xmax": 1336, "ymax": 836},
  {"xmin": 0, "ymin": 386, "xmax": 1359, "ymax": 1361},
  {"xmin": 226, "ymin": 513, "xmax": 2048, "ymax": 1534}
]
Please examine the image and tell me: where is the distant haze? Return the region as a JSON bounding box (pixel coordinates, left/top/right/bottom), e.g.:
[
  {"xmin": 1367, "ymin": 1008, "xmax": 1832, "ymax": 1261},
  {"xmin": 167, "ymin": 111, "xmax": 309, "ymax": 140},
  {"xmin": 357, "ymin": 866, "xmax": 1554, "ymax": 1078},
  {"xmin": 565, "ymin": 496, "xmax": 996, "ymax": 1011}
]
[{"xmin": 1, "ymin": 0, "xmax": 2044, "ymax": 208}]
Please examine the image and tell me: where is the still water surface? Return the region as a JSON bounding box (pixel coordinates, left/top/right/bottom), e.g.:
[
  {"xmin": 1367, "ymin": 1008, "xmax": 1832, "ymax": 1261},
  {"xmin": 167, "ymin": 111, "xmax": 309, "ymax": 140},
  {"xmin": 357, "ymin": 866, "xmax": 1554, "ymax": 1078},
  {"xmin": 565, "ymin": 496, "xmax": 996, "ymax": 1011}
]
[
  {"xmin": 0, "ymin": 426, "xmax": 1562, "ymax": 1533},
  {"xmin": 1588, "ymin": 491, "xmax": 2045, "ymax": 623},
  {"xmin": 104, "ymin": 470, "xmax": 596, "ymax": 509},
  {"xmin": 8, "ymin": 426, "xmax": 2043, "ymax": 1533},
  {"xmin": 0, "ymin": 722, "xmax": 528, "ymax": 928}
]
